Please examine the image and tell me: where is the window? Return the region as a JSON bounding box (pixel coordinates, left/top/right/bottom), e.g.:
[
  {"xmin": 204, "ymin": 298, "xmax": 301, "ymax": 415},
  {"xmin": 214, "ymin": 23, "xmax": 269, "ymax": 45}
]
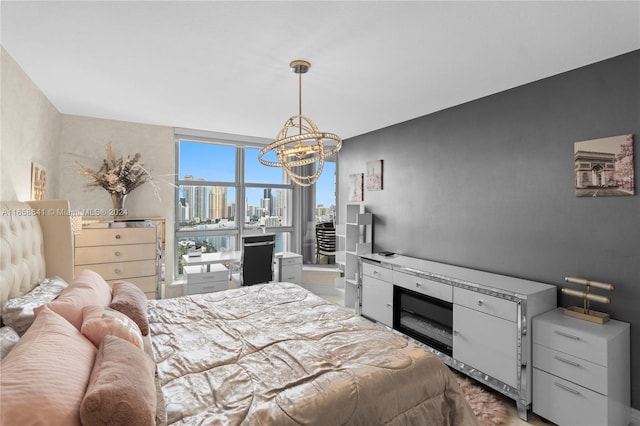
[
  {"xmin": 175, "ymin": 134, "xmax": 294, "ymax": 276},
  {"xmin": 315, "ymin": 160, "xmax": 336, "ymax": 225}
]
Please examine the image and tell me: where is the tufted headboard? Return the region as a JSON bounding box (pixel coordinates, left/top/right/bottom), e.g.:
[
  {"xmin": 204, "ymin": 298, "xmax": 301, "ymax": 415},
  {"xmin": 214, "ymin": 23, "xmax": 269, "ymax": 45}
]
[{"xmin": 0, "ymin": 200, "xmax": 74, "ymax": 307}]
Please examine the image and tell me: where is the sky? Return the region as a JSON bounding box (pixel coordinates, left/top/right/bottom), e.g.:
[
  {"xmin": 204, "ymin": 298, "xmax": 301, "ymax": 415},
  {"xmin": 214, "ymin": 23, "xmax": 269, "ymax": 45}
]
[{"xmin": 178, "ymin": 141, "xmax": 336, "ymax": 207}]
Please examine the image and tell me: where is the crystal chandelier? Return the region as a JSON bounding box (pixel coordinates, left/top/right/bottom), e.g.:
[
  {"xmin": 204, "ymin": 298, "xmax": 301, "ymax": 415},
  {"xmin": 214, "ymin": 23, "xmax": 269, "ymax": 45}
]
[{"xmin": 258, "ymin": 60, "xmax": 342, "ymax": 187}]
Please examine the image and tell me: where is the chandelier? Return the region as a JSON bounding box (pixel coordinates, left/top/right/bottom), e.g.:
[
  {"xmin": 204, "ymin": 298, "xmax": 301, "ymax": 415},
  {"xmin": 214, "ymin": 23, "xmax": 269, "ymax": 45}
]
[{"xmin": 258, "ymin": 60, "xmax": 342, "ymax": 187}]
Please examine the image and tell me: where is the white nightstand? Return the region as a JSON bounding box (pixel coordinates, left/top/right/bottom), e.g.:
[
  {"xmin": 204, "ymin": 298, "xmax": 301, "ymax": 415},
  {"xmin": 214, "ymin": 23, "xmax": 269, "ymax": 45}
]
[
  {"xmin": 532, "ymin": 308, "xmax": 630, "ymax": 426},
  {"xmin": 183, "ymin": 264, "xmax": 229, "ymax": 295},
  {"xmin": 274, "ymin": 252, "xmax": 302, "ymax": 284}
]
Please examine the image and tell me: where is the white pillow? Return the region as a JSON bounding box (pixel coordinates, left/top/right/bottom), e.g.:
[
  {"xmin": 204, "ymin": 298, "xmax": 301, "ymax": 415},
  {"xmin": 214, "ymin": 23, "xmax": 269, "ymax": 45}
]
[{"xmin": 1, "ymin": 276, "xmax": 68, "ymax": 335}]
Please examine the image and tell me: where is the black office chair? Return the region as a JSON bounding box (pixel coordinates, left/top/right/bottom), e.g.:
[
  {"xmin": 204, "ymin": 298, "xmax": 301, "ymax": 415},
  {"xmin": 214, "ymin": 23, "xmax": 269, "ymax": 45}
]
[
  {"xmin": 315, "ymin": 222, "xmax": 336, "ymax": 264},
  {"xmin": 235, "ymin": 234, "xmax": 276, "ymax": 286}
]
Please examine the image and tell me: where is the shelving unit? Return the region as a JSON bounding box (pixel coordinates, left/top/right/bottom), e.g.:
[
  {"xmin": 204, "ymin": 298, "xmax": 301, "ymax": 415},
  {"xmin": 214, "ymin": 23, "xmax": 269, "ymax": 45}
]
[{"xmin": 335, "ymin": 203, "xmax": 372, "ymax": 309}]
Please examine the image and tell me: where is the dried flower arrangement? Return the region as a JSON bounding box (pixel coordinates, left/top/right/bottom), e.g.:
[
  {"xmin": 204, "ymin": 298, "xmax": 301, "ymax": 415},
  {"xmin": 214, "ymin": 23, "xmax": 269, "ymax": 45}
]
[{"xmin": 78, "ymin": 142, "xmax": 151, "ymax": 196}]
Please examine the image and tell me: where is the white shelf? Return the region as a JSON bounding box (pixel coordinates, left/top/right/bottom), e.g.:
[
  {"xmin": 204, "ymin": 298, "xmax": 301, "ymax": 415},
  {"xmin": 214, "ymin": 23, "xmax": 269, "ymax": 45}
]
[{"xmin": 335, "ymin": 203, "xmax": 373, "ymax": 309}]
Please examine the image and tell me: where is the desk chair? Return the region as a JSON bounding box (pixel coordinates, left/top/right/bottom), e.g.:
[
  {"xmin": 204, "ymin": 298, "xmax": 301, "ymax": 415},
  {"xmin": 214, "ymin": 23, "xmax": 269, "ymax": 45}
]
[
  {"xmin": 315, "ymin": 222, "xmax": 336, "ymax": 264},
  {"xmin": 232, "ymin": 234, "xmax": 276, "ymax": 286}
]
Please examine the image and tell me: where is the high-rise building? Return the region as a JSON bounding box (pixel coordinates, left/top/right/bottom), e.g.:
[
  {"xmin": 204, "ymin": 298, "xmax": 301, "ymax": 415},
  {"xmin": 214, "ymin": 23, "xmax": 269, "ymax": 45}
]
[
  {"xmin": 209, "ymin": 187, "xmax": 227, "ymax": 221},
  {"xmin": 192, "ymin": 178, "xmax": 207, "ymax": 221}
]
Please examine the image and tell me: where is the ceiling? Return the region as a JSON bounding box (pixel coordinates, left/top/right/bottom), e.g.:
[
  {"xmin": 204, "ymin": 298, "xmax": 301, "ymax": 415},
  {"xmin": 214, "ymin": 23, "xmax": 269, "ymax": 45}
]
[{"xmin": 2, "ymin": 1, "xmax": 639, "ymax": 141}]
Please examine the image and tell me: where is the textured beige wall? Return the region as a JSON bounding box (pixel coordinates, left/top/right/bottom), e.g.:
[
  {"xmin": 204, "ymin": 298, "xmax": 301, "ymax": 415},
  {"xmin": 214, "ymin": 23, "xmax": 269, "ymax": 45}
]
[
  {"xmin": 1, "ymin": 47, "xmax": 61, "ymax": 200},
  {"xmin": 2, "ymin": 46, "xmax": 178, "ymax": 287},
  {"xmin": 58, "ymin": 114, "xmax": 176, "ymax": 281}
]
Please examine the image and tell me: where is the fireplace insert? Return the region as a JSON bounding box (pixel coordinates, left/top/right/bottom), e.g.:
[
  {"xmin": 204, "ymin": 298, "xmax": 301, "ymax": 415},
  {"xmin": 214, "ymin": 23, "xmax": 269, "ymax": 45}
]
[{"xmin": 393, "ymin": 286, "xmax": 453, "ymax": 356}]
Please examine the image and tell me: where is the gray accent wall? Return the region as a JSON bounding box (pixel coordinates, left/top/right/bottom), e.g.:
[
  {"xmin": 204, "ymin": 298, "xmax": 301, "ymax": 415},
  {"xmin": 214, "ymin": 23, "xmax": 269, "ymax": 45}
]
[{"xmin": 339, "ymin": 50, "xmax": 639, "ymax": 409}]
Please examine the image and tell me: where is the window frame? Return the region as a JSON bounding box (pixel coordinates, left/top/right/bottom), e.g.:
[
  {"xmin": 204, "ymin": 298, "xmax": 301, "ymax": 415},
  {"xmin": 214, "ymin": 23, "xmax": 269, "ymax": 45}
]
[{"xmin": 174, "ymin": 130, "xmax": 295, "ymax": 279}]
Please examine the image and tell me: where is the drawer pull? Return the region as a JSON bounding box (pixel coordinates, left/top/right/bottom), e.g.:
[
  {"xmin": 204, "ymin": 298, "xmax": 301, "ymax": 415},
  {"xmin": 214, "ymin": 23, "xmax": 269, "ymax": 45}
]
[
  {"xmin": 477, "ymin": 299, "xmax": 484, "ymax": 307},
  {"xmin": 385, "ymin": 303, "xmax": 392, "ymax": 309},
  {"xmin": 114, "ymin": 268, "xmax": 121, "ymax": 274},
  {"xmin": 554, "ymin": 382, "xmax": 581, "ymax": 396},
  {"xmin": 415, "ymin": 283, "xmax": 422, "ymax": 288},
  {"xmin": 373, "ymin": 270, "xmax": 380, "ymax": 276},
  {"xmin": 115, "ymin": 234, "xmax": 121, "ymax": 239},
  {"xmin": 554, "ymin": 330, "xmax": 581, "ymax": 340},
  {"xmin": 554, "ymin": 355, "xmax": 581, "ymax": 367},
  {"xmin": 115, "ymin": 251, "xmax": 121, "ymax": 257}
]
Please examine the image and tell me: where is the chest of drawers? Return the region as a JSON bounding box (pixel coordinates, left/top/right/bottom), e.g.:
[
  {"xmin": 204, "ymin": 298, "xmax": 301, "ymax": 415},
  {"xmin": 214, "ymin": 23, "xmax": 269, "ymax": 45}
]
[
  {"xmin": 532, "ymin": 308, "xmax": 630, "ymax": 426},
  {"xmin": 75, "ymin": 222, "xmax": 160, "ymax": 299}
]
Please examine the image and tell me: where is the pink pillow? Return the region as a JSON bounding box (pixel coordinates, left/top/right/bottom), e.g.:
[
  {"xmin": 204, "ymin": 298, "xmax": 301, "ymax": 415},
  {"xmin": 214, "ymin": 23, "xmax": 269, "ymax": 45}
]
[
  {"xmin": 81, "ymin": 335, "xmax": 157, "ymax": 426},
  {"xmin": 109, "ymin": 281, "xmax": 149, "ymax": 336},
  {"xmin": 0, "ymin": 306, "xmax": 97, "ymax": 426},
  {"xmin": 36, "ymin": 269, "xmax": 112, "ymax": 330},
  {"xmin": 81, "ymin": 306, "xmax": 144, "ymax": 350}
]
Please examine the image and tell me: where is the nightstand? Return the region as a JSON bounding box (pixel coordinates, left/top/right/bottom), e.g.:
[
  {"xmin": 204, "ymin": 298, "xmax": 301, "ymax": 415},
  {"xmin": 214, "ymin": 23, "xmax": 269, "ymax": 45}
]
[
  {"xmin": 183, "ymin": 264, "xmax": 229, "ymax": 295},
  {"xmin": 274, "ymin": 252, "xmax": 302, "ymax": 284},
  {"xmin": 532, "ymin": 308, "xmax": 630, "ymax": 426}
]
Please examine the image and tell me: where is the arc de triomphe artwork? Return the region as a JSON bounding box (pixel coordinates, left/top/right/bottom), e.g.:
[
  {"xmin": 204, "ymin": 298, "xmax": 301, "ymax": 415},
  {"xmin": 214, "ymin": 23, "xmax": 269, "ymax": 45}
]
[
  {"xmin": 574, "ymin": 150, "xmax": 616, "ymax": 188},
  {"xmin": 574, "ymin": 134, "xmax": 634, "ymax": 197}
]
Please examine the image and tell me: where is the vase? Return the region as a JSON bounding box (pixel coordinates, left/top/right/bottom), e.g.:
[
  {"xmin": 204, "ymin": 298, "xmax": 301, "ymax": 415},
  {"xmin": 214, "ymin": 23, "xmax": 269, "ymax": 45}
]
[{"xmin": 110, "ymin": 192, "xmax": 127, "ymax": 219}]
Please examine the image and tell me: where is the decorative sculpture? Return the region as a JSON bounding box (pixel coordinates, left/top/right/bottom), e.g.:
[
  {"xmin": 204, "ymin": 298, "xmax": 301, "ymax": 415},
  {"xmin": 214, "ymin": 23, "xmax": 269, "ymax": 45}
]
[{"xmin": 562, "ymin": 276, "xmax": 614, "ymax": 324}]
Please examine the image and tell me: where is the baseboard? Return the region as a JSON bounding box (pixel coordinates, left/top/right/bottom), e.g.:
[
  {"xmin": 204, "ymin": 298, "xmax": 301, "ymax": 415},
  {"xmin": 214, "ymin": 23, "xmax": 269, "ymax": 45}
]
[
  {"xmin": 300, "ymin": 284, "xmax": 342, "ymax": 296},
  {"xmin": 631, "ymin": 407, "xmax": 640, "ymax": 426}
]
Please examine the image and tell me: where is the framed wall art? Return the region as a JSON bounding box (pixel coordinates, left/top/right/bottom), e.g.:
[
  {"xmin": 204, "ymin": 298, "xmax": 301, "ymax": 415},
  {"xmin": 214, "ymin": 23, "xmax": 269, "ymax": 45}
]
[
  {"xmin": 366, "ymin": 160, "xmax": 383, "ymax": 191},
  {"xmin": 31, "ymin": 162, "xmax": 47, "ymax": 200},
  {"xmin": 574, "ymin": 134, "xmax": 634, "ymax": 197},
  {"xmin": 348, "ymin": 173, "xmax": 364, "ymax": 202}
]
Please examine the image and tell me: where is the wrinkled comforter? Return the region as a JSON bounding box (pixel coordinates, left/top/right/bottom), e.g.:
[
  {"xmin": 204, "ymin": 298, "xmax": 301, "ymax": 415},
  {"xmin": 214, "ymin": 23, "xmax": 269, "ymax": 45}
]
[{"xmin": 148, "ymin": 283, "xmax": 478, "ymax": 425}]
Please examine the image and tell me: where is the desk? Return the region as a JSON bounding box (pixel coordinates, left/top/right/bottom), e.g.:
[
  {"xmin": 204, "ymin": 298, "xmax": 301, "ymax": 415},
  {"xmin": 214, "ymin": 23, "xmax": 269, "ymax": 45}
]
[{"xmin": 182, "ymin": 251, "xmax": 241, "ymax": 271}]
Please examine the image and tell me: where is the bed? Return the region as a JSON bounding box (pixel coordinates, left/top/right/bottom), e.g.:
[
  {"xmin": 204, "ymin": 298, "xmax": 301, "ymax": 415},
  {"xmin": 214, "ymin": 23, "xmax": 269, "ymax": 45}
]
[{"xmin": 0, "ymin": 200, "xmax": 479, "ymax": 426}]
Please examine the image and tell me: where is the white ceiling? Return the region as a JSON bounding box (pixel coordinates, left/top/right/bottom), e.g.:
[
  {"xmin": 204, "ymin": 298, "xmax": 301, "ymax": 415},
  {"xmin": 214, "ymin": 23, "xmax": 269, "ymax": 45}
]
[{"xmin": 2, "ymin": 1, "xmax": 639, "ymax": 141}]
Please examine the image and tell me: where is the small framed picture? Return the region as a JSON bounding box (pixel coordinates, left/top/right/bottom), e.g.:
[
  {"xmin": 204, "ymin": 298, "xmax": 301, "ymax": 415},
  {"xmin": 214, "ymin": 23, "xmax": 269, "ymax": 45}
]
[
  {"xmin": 348, "ymin": 173, "xmax": 363, "ymax": 202},
  {"xmin": 31, "ymin": 162, "xmax": 47, "ymax": 200},
  {"xmin": 574, "ymin": 134, "xmax": 634, "ymax": 197},
  {"xmin": 366, "ymin": 160, "xmax": 383, "ymax": 191}
]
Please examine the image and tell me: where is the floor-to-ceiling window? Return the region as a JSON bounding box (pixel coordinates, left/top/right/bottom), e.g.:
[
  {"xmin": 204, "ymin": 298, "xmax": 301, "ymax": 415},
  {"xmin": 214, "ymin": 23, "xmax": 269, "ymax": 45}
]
[{"xmin": 174, "ymin": 131, "xmax": 294, "ymax": 276}]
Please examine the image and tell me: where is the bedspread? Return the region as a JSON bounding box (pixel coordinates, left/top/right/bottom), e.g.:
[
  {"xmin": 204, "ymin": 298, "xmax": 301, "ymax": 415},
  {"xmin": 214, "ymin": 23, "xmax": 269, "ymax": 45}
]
[{"xmin": 148, "ymin": 283, "xmax": 478, "ymax": 425}]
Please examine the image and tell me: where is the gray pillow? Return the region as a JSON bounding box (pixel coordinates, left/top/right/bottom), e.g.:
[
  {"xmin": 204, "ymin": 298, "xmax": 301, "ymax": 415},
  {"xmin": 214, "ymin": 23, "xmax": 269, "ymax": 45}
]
[
  {"xmin": 0, "ymin": 326, "xmax": 20, "ymax": 360},
  {"xmin": 1, "ymin": 276, "xmax": 68, "ymax": 335}
]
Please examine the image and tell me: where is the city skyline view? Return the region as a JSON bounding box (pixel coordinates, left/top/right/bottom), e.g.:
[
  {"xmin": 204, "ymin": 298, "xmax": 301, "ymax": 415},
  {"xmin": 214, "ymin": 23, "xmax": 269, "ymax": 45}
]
[{"xmin": 178, "ymin": 141, "xmax": 336, "ymax": 228}]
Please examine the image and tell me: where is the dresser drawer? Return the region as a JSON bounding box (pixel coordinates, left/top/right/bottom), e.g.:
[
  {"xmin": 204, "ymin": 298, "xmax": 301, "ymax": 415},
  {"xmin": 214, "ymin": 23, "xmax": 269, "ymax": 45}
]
[
  {"xmin": 533, "ymin": 315, "xmax": 608, "ymax": 366},
  {"xmin": 362, "ymin": 262, "xmax": 392, "ymax": 282},
  {"xmin": 184, "ymin": 280, "xmax": 229, "ymax": 296},
  {"xmin": 280, "ymin": 265, "xmax": 302, "ymax": 283},
  {"xmin": 454, "ymin": 287, "xmax": 516, "ymax": 322},
  {"xmin": 394, "ymin": 270, "xmax": 452, "ymax": 303},
  {"xmin": 110, "ymin": 275, "xmax": 157, "ymax": 294},
  {"xmin": 75, "ymin": 243, "xmax": 156, "ymax": 265},
  {"xmin": 184, "ymin": 264, "xmax": 229, "ymax": 284},
  {"xmin": 76, "ymin": 227, "xmax": 156, "ymax": 247},
  {"xmin": 75, "ymin": 260, "xmax": 156, "ymax": 281},
  {"xmin": 533, "ymin": 344, "xmax": 607, "ymax": 394},
  {"xmin": 280, "ymin": 256, "xmax": 302, "ymax": 266},
  {"xmin": 533, "ymin": 368, "xmax": 609, "ymax": 426}
]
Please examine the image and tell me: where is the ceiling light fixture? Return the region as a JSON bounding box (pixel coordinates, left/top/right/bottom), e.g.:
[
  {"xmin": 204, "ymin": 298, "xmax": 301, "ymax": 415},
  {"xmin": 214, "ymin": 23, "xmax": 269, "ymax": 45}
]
[{"xmin": 259, "ymin": 60, "xmax": 342, "ymax": 187}]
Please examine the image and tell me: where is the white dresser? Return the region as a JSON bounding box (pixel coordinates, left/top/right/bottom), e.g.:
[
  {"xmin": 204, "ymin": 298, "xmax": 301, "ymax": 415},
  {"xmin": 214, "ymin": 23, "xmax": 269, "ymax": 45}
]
[
  {"xmin": 532, "ymin": 308, "xmax": 630, "ymax": 426},
  {"xmin": 74, "ymin": 221, "xmax": 161, "ymax": 299},
  {"xmin": 359, "ymin": 253, "xmax": 557, "ymax": 420}
]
